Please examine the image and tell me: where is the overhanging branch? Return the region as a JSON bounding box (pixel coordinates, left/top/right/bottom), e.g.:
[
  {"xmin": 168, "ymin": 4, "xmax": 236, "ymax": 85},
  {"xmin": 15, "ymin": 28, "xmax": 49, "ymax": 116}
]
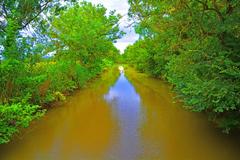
[{"xmin": 20, "ymin": 0, "xmax": 52, "ymax": 30}]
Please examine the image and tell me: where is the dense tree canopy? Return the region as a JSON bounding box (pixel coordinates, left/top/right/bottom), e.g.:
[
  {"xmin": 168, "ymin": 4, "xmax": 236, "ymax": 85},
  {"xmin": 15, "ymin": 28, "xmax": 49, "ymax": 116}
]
[
  {"xmin": 0, "ymin": 1, "xmax": 122, "ymax": 144},
  {"xmin": 50, "ymin": 2, "xmax": 124, "ymax": 64},
  {"xmin": 125, "ymin": 0, "xmax": 240, "ymax": 132}
]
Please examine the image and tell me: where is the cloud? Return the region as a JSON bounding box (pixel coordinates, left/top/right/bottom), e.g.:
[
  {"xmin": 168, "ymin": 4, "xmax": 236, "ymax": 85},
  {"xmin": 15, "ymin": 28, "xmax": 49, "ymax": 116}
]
[
  {"xmin": 114, "ymin": 42, "xmax": 130, "ymax": 54},
  {"xmin": 88, "ymin": 0, "xmax": 138, "ymax": 53},
  {"xmin": 118, "ymin": 30, "xmax": 139, "ymax": 43},
  {"xmin": 89, "ymin": 0, "xmax": 129, "ymax": 15}
]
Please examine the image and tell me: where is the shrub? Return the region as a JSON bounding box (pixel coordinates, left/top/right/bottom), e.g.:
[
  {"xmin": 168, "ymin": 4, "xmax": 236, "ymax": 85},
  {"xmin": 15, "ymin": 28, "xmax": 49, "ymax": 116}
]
[{"xmin": 0, "ymin": 103, "xmax": 45, "ymax": 144}]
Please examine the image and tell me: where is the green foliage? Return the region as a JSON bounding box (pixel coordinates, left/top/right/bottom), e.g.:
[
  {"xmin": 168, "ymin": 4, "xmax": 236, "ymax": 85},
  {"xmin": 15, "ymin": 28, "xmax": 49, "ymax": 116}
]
[
  {"xmin": 0, "ymin": 0, "xmax": 76, "ymax": 31},
  {"xmin": 126, "ymin": 0, "xmax": 240, "ymax": 132},
  {"xmin": 50, "ymin": 2, "xmax": 123, "ymax": 65},
  {"xmin": 0, "ymin": 1, "xmax": 121, "ymax": 144},
  {"xmin": 2, "ymin": 18, "xmax": 19, "ymax": 59},
  {"xmin": 0, "ymin": 103, "xmax": 45, "ymax": 144},
  {"xmin": 0, "ymin": 58, "xmax": 47, "ymax": 104},
  {"xmin": 47, "ymin": 60, "xmax": 77, "ymax": 92},
  {"xmin": 73, "ymin": 63, "xmax": 90, "ymax": 87}
]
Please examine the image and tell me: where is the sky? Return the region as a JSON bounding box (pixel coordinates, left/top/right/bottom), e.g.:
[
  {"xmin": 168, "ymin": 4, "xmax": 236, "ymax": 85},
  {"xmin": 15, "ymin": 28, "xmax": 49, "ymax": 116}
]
[{"xmin": 88, "ymin": 0, "xmax": 139, "ymax": 53}]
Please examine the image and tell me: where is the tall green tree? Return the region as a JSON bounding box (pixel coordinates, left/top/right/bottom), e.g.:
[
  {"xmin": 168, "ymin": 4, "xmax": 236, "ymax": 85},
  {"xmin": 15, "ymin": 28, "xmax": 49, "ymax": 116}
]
[
  {"xmin": 50, "ymin": 2, "xmax": 124, "ymax": 65},
  {"xmin": 126, "ymin": 0, "xmax": 240, "ymax": 132}
]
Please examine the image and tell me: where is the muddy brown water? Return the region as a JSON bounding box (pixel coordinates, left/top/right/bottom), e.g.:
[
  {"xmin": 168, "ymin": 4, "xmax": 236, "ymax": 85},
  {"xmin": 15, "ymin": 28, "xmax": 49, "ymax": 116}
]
[{"xmin": 0, "ymin": 68, "xmax": 239, "ymax": 160}]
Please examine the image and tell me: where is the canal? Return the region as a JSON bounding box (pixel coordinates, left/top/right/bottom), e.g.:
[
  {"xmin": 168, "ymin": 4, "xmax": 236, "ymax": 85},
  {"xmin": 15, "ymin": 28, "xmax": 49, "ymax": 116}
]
[{"xmin": 0, "ymin": 68, "xmax": 239, "ymax": 160}]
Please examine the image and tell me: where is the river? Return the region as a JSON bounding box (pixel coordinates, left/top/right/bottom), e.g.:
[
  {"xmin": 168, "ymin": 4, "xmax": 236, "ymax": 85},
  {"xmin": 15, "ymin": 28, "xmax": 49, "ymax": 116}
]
[{"xmin": 0, "ymin": 67, "xmax": 239, "ymax": 160}]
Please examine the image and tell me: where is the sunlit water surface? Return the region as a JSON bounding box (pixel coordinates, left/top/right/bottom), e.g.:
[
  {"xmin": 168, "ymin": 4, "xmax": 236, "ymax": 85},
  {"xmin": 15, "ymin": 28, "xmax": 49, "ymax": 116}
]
[{"xmin": 0, "ymin": 69, "xmax": 239, "ymax": 160}]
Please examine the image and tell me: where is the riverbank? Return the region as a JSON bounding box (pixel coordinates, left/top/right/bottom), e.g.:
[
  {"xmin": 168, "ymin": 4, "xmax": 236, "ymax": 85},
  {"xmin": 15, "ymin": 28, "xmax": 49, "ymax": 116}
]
[
  {"xmin": 122, "ymin": 62, "xmax": 240, "ymax": 133},
  {"xmin": 0, "ymin": 63, "xmax": 119, "ymax": 144}
]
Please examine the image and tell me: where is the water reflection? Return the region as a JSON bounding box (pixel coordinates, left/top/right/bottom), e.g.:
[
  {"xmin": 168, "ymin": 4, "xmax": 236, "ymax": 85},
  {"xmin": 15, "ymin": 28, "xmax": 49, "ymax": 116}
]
[
  {"xmin": 0, "ymin": 69, "xmax": 239, "ymax": 160},
  {"xmin": 104, "ymin": 73, "xmax": 143, "ymax": 160}
]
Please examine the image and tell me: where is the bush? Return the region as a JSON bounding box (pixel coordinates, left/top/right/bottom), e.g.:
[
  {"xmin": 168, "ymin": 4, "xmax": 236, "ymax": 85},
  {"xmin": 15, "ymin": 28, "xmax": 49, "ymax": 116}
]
[{"xmin": 0, "ymin": 103, "xmax": 45, "ymax": 144}]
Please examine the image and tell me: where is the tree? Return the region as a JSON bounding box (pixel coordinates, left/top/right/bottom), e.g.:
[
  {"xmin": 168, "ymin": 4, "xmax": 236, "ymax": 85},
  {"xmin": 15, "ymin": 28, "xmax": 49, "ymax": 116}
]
[
  {"xmin": 50, "ymin": 2, "xmax": 124, "ymax": 65},
  {"xmin": 0, "ymin": 0, "xmax": 76, "ymax": 59},
  {"xmin": 126, "ymin": 0, "xmax": 240, "ymax": 132}
]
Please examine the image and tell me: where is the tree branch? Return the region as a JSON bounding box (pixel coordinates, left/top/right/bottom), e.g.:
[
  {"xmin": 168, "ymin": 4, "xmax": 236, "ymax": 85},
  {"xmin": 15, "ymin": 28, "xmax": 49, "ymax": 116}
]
[
  {"xmin": 2, "ymin": 2, "xmax": 8, "ymax": 18},
  {"xmin": 211, "ymin": 0, "xmax": 224, "ymax": 21},
  {"xmin": 20, "ymin": 0, "xmax": 51, "ymax": 30},
  {"xmin": 195, "ymin": 0, "xmax": 224, "ymax": 21},
  {"xmin": 0, "ymin": 28, "xmax": 5, "ymax": 32},
  {"xmin": 226, "ymin": 0, "xmax": 234, "ymax": 15}
]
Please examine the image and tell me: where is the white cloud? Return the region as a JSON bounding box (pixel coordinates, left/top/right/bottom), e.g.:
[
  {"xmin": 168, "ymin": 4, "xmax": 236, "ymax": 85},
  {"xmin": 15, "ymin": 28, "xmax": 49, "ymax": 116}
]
[
  {"xmin": 88, "ymin": 0, "xmax": 139, "ymax": 53},
  {"xmin": 114, "ymin": 42, "xmax": 129, "ymax": 54},
  {"xmin": 89, "ymin": 0, "xmax": 129, "ymax": 15}
]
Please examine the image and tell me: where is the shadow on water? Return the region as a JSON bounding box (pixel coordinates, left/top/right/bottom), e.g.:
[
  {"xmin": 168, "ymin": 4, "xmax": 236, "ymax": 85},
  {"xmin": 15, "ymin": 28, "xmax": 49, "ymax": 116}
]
[{"xmin": 0, "ymin": 68, "xmax": 239, "ymax": 160}]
